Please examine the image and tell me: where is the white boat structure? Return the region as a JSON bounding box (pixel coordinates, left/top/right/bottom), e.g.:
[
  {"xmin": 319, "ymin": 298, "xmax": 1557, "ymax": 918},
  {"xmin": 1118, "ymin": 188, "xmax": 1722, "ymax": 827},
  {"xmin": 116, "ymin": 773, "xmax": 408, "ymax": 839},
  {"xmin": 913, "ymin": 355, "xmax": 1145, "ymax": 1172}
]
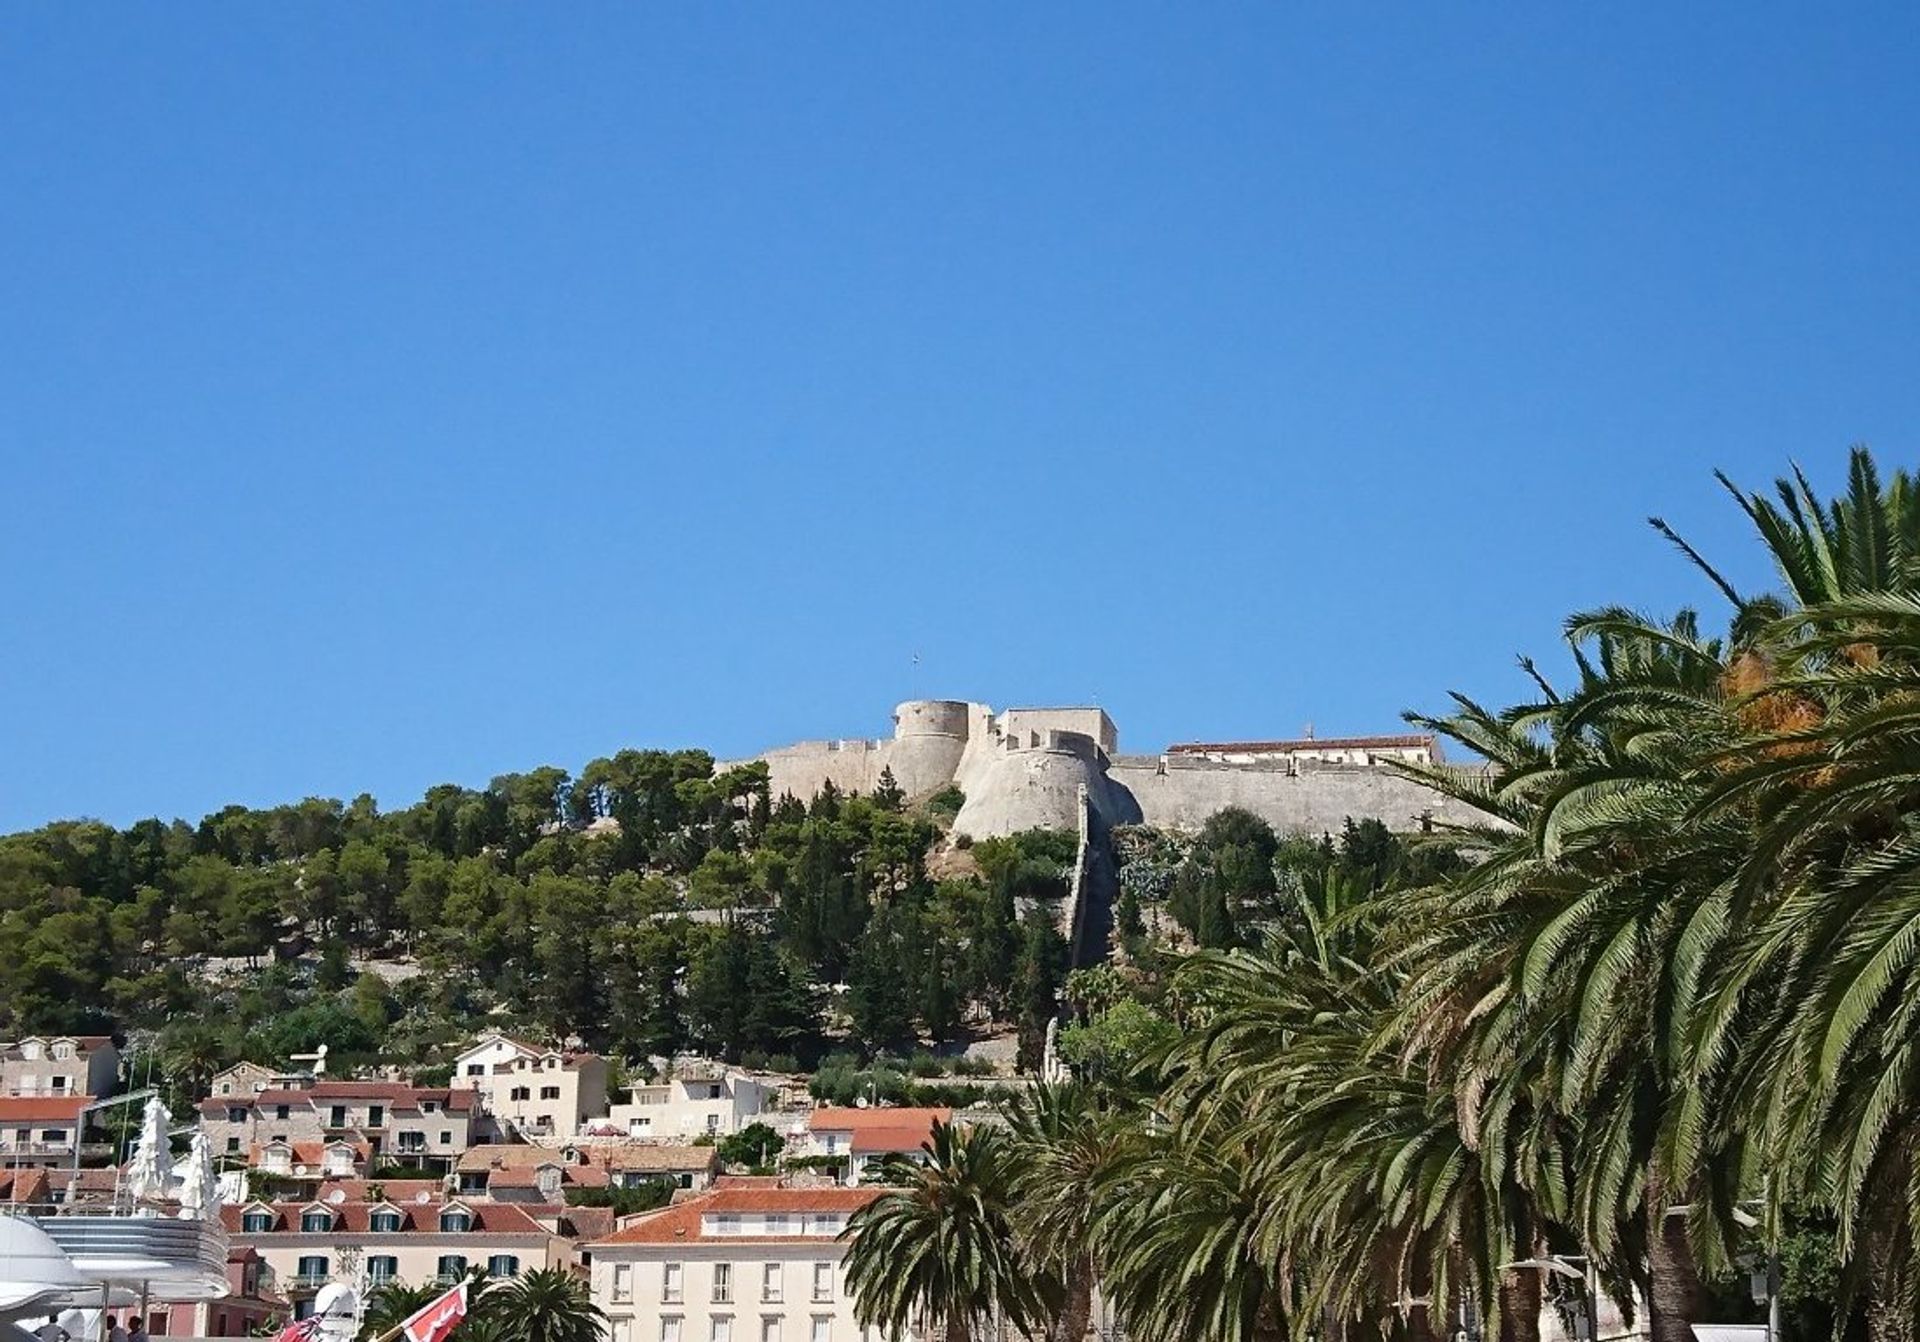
[{"xmin": 0, "ymin": 1099, "xmax": 230, "ymax": 1341}]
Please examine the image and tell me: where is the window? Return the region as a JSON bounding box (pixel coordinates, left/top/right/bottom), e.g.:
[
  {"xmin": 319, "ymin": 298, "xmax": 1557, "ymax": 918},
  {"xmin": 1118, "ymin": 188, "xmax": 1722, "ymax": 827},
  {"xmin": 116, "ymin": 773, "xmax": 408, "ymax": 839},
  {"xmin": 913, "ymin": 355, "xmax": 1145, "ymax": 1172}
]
[
  {"xmin": 488, "ymin": 1255, "xmax": 520, "ymax": 1276},
  {"xmin": 540, "ymin": 1086, "xmax": 561, "ymax": 1100},
  {"xmin": 226, "ymin": 1107, "xmax": 247, "ymax": 1123},
  {"xmin": 296, "ymin": 1255, "xmax": 328, "ymax": 1284},
  {"xmin": 706, "ymin": 1114, "xmax": 721, "ymax": 1135},
  {"xmin": 422, "ymin": 1100, "xmax": 438, "ymax": 1113},
  {"xmin": 810, "ymin": 1320, "xmax": 830, "ymax": 1342},
  {"xmin": 439, "ymin": 1131, "xmax": 452, "ymax": 1145},
  {"xmin": 713, "ymin": 1262, "xmax": 733, "ymax": 1303},
  {"xmin": 52, "ymin": 1043, "xmax": 73, "ymax": 1061},
  {"xmin": 765, "ymin": 1215, "xmax": 789, "ymax": 1237},
  {"xmin": 50, "ymin": 1076, "xmax": 67, "ymax": 1092},
  {"xmin": 218, "ymin": 1083, "xmax": 232, "ymax": 1096},
  {"xmin": 300, "ymin": 1211, "xmax": 333, "ymax": 1233},
  {"xmin": 660, "ymin": 1321, "xmax": 681, "ymax": 1342},
  {"xmin": 510, "ymin": 1087, "xmax": 530, "ymax": 1102},
  {"xmin": 368, "ymin": 1106, "xmax": 385, "ymax": 1128},
  {"xmin": 761, "ymin": 1321, "xmax": 780, "ymax": 1342},
  {"xmin": 612, "ymin": 1264, "xmax": 633, "ymax": 1303},
  {"xmin": 367, "ymin": 1257, "xmax": 398, "ymax": 1283},
  {"xmin": 662, "ymin": 1263, "xmax": 683, "ymax": 1304},
  {"xmin": 437, "ymin": 1255, "xmax": 468, "ymax": 1282},
  {"xmin": 466, "ymin": 1064, "xmax": 485, "ymax": 1077},
  {"xmin": 439, "ymin": 1209, "xmax": 472, "ymax": 1233},
  {"xmin": 716, "ymin": 1214, "xmax": 741, "ymax": 1236},
  {"xmin": 329, "ymin": 1106, "xmax": 347, "ymax": 1127},
  {"xmin": 369, "ymin": 1210, "xmax": 402, "ymax": 1233},
  {"xmin": 241, "ymin": 1211, "xmax": 272, "ymax": 1233},
  {"xmin": 811, "ymin": 1264, "xmax": 832, "ymax": 1303},
  {"xmin": 761, "ymin": 1263, "xmax": 781, "ymax": 1303},
  {"xmin": 275, "ymin": 1105, "xmax": 291, "ymax": 1121},
  {"xmin": 630, "ymin": 1117, "xmax": 653, "ymax": 1134},
  {"xmin": 711, "ymin": 1320, "xmax": 732, "ymax": 1342},
  {"xmin": 226, "ymin": 1137, "xmax": 241, "ymax": 1154}
]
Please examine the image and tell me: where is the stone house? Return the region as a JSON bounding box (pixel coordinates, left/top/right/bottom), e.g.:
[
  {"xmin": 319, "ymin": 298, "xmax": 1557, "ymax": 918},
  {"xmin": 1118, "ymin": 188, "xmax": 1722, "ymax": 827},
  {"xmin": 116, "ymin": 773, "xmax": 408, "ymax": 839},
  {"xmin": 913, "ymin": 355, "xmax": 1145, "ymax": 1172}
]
[
  {"xmin": 0, "ymin": 1036, "xmax": 119, "ymax": 1099},
  {"xmin": 199, "ymin": 1081, "xmax": 478, "ymax": 1171}
]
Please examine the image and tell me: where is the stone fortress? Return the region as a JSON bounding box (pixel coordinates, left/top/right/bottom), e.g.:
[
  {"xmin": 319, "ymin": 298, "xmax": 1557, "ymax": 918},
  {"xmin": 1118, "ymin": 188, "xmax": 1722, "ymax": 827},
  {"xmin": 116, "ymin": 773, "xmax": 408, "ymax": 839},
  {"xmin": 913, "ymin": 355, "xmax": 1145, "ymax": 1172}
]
[{"xmin": 735, "ymin": 699, "xmax": 1493, "ymax": 841}]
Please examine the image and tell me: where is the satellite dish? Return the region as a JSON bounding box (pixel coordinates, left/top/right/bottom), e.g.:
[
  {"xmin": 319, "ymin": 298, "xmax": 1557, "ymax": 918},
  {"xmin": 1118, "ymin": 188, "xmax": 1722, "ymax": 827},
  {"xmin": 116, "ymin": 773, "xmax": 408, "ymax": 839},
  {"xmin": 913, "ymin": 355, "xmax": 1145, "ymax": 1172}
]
[
  {"xmin": 414, "ymin": 1192, "xmax": 431, "ymax": 1204},
  {"xmin": 293, "ymin": 1165, "xmax": 309, "ymax": 1176},
  {"xmin": 327, "ymin": 1189, "xmax": 348, "ymax": 1206}
]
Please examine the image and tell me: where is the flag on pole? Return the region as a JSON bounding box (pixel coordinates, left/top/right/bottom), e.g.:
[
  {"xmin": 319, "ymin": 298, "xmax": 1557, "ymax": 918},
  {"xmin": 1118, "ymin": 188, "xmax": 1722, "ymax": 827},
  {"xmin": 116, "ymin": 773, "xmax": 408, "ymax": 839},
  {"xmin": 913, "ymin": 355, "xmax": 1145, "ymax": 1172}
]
[
  {"xmin": 400, "ymin": 1282, "xmax": 468, "ymax": 1342},
  {"xmin": 271, "ymin": 1317, "xmax": 320, "ymax": 1342}
]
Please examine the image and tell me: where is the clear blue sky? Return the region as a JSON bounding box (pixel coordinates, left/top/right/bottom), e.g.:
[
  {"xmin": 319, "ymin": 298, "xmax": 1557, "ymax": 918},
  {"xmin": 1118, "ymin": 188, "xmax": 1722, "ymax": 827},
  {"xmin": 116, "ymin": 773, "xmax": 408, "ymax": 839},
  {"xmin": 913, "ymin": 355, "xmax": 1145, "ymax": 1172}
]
[{"xmin": 5, "ymin": 5, "xmax": 1918, "ymax": 832}]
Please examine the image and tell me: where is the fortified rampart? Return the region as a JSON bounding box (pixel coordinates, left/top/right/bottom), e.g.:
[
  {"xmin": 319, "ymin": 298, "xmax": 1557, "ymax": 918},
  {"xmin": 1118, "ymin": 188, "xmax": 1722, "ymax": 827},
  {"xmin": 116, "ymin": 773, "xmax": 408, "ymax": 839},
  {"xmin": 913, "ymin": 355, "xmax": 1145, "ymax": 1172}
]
[{"xmin": 734, "ymin": 699, "xmax": 1492, "ymax": 841}]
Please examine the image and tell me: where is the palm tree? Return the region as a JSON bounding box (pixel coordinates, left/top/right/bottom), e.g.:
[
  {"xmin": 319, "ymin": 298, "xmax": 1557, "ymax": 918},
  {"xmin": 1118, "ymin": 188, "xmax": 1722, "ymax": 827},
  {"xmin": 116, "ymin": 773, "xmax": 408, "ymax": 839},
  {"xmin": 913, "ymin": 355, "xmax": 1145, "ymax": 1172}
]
[
  {"xmin": 485, "ymin": 1269, "xmax": 604, "ymax": 1342},
  {"xmin": 841, "ymin": 1120, "xmax": 1046, "ymax": 1342},
  {"xmin": 1091, "ymin": 1122, "xmax": 1289, "ymax": 1342},
  {"xmin": 1003, "ymin": 1082, "xmax": 1129, "ymax": 1342},
  {"xmin": 1385, "ymin": 607, "xmax": 1751, "ymax": 1342},
  {"xmin": 361, "ymin": 1282, "xmax": 442, "ymax": 1341}
]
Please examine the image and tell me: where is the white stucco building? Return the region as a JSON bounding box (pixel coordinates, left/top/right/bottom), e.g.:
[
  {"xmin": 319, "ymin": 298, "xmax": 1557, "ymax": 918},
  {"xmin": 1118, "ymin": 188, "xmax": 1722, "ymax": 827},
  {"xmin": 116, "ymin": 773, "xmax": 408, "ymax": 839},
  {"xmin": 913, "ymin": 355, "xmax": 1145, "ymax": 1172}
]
[
  {"xmin": 600, "ymin": 1071, "xmax": 773, "ymax": 1141},
  {"xmin": 589, "ymin": 1180, "xmax": 882, "ymax": 1342},
  {"xmin": 452, "ymin": 1033, "xmax": 609, "ymax": 1139}
]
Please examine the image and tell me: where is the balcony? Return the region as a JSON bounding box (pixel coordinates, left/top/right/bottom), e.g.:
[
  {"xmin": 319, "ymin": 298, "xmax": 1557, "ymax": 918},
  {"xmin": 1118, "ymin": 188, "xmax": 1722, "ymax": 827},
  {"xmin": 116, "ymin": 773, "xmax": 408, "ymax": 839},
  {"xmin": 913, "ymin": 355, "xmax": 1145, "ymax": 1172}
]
[{"xmin": 292, "ymin": 1274, "xmax": 331, "ymax": 1291}]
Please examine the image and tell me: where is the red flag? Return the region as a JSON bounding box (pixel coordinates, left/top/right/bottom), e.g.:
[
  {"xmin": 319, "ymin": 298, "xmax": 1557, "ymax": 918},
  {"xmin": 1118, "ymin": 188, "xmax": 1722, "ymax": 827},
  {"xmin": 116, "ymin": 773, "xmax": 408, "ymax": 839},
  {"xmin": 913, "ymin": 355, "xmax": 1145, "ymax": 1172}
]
[
  {"xmin": 400, "ymin": 1282, "xmax": 468, "ymax": 1342},
  {"xmin": 271, "ymin": 1318, "xmax": 320, "ymax": 1342}
]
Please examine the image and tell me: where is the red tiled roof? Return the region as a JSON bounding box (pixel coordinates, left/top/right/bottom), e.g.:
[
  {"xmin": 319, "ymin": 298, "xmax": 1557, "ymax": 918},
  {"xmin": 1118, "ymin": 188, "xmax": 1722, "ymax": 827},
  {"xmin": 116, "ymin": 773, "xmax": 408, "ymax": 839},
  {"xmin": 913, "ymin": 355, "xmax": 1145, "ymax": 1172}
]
[
  {"xmin": 1167, "ymin": 734, "xmax": 1436, "ymax": 754},
  {"xmin": 488, "ymin": 1165, "xmax": 609, "ymax": 1189},
  {"xmin": 223, "ymin": 1200, "xmax": 548, "ymax": 1236},
  {"xmin": 599, "ymin": 1146, "xmax": 719, "ymax": 1173},
  {"xmin": 316, "ymin": 1180, "xmax": 443, "ymax": 1203},
  {"xmin": 805, "ymin": 1106, "xmax": 950, "ymax": 1132},
  {"xmin": 250, "ymin": 1139, "xmax": 369, "ymax": 1169},
  {"xmin": 850, "ymin": 1124, "xmax": 939, "ymax": 1155},
  {"xmin": 0, "ymin": 1097, "xmax": 90, "ymax": 1122},
  {"xmin": 0, "ymin": 1168, "xmax": 52, "ymax": 1203},
  {"xmin": 594, "ymin": 1185, "xmax": 882, "ymax": 1246}
]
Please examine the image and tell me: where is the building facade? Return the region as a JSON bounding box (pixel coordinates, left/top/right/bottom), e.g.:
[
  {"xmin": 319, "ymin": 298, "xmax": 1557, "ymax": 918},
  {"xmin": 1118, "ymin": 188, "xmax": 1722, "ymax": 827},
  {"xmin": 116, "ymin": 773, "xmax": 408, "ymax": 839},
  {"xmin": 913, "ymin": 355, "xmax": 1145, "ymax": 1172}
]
[
  {"xmin": 199, "ymin": 1081, "xmax": 479, "ymax": 1170},
  {"xmin": 0, "ymin": 1036, "xmax": 119, "ymax": 1099},
  {"xmin": 223, "ymin": 1194, "xmax": 563, "ymax": 1317},
  {"xmin": 601, "ymin": 1072, "xmax": 773, "ymax": 1141},
  {"xmin": 588, "ymin": 1181, "xmax": 882, "ymax": 1342},
  {"xmin": 452, "ymin": 1034, "xmax": 609, "ymax": 1139},
  {"xmin": 797, "ymin": 1109, "xmax": 948, "ymax": 1183},
  {"xmin": 0, "ymin": 1096, "xmax": 97, "ymax": 1166}
]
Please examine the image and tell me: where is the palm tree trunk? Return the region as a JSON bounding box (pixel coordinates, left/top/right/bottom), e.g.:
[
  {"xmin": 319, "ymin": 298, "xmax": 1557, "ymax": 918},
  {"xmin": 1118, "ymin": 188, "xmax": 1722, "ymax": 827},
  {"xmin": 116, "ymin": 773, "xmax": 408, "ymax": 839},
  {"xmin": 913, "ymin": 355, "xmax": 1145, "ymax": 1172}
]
[
  {"xmin": 1053, "ymin": 1254, "xmax": 1095, "ymax": 1342},
  {"xmin": 1863, "ymin": 1193, "xmax": 1913, "ymax": 1342},
  {"xmin": 943, "ymin": 1314, "xmax": 970, "ymax": 1342},
  {"xmin": 1645, "ymin": 1187, "xmax": 1706, "ymax": 1342},
  {"xmin": 1498, "ymin": 1268, "xmax": 1541, "ymax": 1342}
]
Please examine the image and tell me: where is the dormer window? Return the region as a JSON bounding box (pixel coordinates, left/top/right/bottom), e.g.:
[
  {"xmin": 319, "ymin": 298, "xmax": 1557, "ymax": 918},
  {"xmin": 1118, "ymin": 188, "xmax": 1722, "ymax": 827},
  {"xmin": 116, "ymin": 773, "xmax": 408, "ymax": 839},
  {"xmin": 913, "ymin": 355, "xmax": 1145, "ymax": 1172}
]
[
  {"xmin": 51, "ymin": 1043, "xmax": 73, "ymax": 1061},
  {"xmin": 300, "ymin": 1209, "xmax": 334, "ymax": 1233},
  {"xmin": 369, "ymin": 1207, "xmax": 403, "ymax": 1233},
  {"xmin": 19, "ymin": 1042, "xmax": 41, "ymax": 1061},
  {"xmin": 439, "ymin": 1207, "xmax": 472, "ymax": 1233},
  {"xmin": 241, "ymin": 1209, "xmax": 273, "ymax": 1233}
]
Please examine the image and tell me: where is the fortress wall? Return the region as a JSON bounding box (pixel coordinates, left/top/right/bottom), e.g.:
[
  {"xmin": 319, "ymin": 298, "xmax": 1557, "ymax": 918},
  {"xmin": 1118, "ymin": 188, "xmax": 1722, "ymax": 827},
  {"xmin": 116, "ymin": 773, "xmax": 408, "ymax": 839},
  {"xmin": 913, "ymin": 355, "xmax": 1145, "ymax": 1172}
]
[
  {"xmin": 1108, "ymin": 757, "xmax": 1494, "ymax": 837},
  {"xmin": 753, "ymin": 740, "xmax": 894, "ymax": 804}
]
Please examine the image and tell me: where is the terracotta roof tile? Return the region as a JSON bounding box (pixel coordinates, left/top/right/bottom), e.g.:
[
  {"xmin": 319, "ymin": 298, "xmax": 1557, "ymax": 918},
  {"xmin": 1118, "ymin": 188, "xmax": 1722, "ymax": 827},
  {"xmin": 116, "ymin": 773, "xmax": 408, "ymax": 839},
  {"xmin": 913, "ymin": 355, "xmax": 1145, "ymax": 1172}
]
[
  {"xmin": 593, "ymin": 1185, "xmax": 882, "ymax": 1246},
  {"xmin": 0, "ymin": 1097, "xmax": 90, "ymax": 1122},
  {"xmin": 223, "ymin": 1199, "xmax": 549, "ymax": 1236},
  {"xmin": 804, "ymin": 1106, "xmax": 949, "ymax": 1131}
]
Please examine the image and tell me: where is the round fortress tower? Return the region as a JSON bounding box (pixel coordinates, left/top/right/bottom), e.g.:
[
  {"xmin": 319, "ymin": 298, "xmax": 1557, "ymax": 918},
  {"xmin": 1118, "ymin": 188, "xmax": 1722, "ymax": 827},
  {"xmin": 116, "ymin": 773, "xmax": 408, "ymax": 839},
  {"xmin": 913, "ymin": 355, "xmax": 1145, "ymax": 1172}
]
[
  {"xmin": 953, "ymin": 727, "xmax": 1109, "ymax": 838},
  {"xmin": 886, "ymin": 699, "xmax": 972, "ymax": 798}
]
